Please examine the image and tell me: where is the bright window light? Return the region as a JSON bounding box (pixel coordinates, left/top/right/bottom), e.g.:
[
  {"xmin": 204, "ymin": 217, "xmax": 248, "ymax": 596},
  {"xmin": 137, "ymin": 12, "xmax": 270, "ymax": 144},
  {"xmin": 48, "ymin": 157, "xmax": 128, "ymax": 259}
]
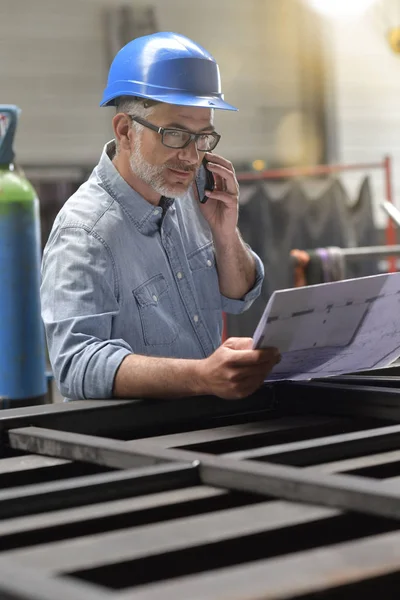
[{"xmin": 307, "ymin": 0, "xmax": 377, "ymax": 19}]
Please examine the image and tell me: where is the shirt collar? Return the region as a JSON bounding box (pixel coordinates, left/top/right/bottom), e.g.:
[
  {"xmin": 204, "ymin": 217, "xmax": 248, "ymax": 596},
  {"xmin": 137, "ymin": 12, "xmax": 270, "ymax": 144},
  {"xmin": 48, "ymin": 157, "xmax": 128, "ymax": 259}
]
[{"xmin": 96, "ymin": 140, "xmax": 174, "ymax": 235}]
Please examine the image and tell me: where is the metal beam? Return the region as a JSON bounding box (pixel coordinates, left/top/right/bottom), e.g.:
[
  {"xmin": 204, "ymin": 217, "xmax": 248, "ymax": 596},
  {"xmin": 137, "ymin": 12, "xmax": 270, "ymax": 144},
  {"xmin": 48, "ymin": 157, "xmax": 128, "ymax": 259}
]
[
  {"xmin": 0, "ymin": 461, "xmax": 198, "ymax": 519},
  {"xmin": 0, "ymin": 486, "xmax": 225, "ymax": 544},
  {"xmin": 9, "ymin": 426, "xmax": 170, "ymax": 470},
  {"xmin": 309, "ymin": 449, "xmax": 400, "ymax": 475},
  {"xmin": 0, "ymin": 454, "xmax": 68, "ymax": 474},
  {"xmin": 10, "ymin": 448, "xmax": 400, "ymax": 550},
  {"xmin": 11, "ymin": 427, "xmax": 400, "ymax": 522},
  {"xmin": 3, "ymin": 500, "xmax": 335, "ymax": 574},
  {"xmin": 115, "ymin": 529, "xmax": 400, "ymax": 600},
  {"xmin": 0, "ymin": 399, "xmax": 132, "ymax": 436},
  {"xmin": 136, "ymin": 415, "xmax": 348, "ymax": 449},
  {"xmin": 198, "ymin": 458, "xmax": 400, "ymax": 521},
  {"xmin": 0, "ymin": 389, "xmax": 275, "ymax": 437},
  {"xmin": 14, "ymin": 424, "xmax": 400, "ymax": 477},
  {"xmin": 0, "ymin": 559, "xmax": 108, "ymax": 600},
  {"xmin": 319, "ymin": 375, "xmax": 400, "ymax": 388},
  {"xmin": 276, "ymin": 381, "xmax": 400, "ymax": 421},
  {"xmin": 224, "ymin": 423, "xmax": 400, "ymax": 464}
]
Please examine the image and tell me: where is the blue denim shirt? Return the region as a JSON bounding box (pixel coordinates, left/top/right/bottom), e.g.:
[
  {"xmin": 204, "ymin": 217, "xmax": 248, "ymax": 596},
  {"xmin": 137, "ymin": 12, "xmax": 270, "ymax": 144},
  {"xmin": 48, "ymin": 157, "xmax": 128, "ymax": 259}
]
[{"xmin": 41, "ymin": 142, "xmax": 264, "ymax": 399}]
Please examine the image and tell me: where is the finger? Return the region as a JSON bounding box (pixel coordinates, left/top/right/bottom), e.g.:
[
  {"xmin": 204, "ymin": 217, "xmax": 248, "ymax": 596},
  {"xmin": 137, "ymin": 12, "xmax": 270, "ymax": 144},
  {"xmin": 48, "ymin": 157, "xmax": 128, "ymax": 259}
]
[
  {"xmin": 226, "ymin": 348, "xmax": 281, "ymax": 367},
  {"xmin": 223, "ymin": 337, "xmax": 254, "ymax": 350},
  {"xmin": 228, "ymin": 359, "xmax": 280, "ymax": 382},
  {"xmin": 206, "ymin": 162, "xmax": 232, "ymax": 177},
  {"xmin": 223, "ymin": 338, "xmax": 280, "ymax": 361},
  {"xmin": 206, "ymin": 163, "xmax": 238, "ymax": 193},
  {"xmin": 237, "ymin": 358, "xmax": 279, "ymax": 383},
  {"xmin": 232, "ymin": 350, "xmax": 281, "ymax": 368},
  {"xmin": 205, "ymin": 152, "xmax": 234, "ymax": 171},
  {"xmin": 213, "ymin": 172, "xmax": 226, "ymax": 192},
  {"xmin": 204, "ymin": 189, "xmax": 236, "ymax": 204}
]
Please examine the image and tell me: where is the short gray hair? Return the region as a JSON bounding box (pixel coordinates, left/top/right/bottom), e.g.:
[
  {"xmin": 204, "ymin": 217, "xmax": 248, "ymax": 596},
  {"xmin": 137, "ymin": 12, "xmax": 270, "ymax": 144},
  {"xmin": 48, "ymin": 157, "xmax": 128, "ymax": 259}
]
[
  {"xmin": 114, "ymin": 96, "xmax": 158, "ymax": 153},
  {"xmin": 115, "ymin": 96, "xmax": 157, "ymax": 131}
]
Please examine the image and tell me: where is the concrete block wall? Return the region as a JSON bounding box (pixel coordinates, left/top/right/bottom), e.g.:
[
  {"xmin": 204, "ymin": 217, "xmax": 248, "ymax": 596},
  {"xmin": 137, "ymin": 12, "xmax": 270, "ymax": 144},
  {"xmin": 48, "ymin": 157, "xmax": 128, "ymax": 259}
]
[
  {"xmin": 0, "ymin": 0, "xmax": 302, "ymax": 168},
  {"xmin": 328, "ymin": 1, "xmax": 400, "ymax": 225}
]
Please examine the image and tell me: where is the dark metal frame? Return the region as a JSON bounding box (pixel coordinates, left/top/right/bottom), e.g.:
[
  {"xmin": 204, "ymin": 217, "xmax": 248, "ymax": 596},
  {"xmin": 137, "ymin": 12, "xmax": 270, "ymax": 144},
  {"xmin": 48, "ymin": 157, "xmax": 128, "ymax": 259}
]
[
  {"xmin": 114, "ymin": 530, "xmax": 400, "ymax": 600},
  {"xmin": 0, "ymin": 558, "xmax": 108, "ymax": 599},
  {"xmin": 0, "ymin": 388, "xmax": 277, "ymax": 437},
  {"xmin": 0, "ymin": 377, "xmax": 400, "ymax": 597},
  {"xmin": 276, "ymin": 378, "xmax": 400, "ymax": 421},
  {"xmin": 8, "ymin": 424, "xmax": 400, "ymax": 522}
]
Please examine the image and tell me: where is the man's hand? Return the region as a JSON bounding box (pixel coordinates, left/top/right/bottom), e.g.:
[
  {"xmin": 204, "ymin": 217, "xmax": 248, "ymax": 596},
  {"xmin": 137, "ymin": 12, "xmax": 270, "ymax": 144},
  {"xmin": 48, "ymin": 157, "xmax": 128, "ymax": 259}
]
[
  {"xmin": 199, "ymin": 152, "xmax": 239, "ymax": 238},
  {"xmin": 195, "ymin": 337, "xmax": 281, "ymax": 400}
]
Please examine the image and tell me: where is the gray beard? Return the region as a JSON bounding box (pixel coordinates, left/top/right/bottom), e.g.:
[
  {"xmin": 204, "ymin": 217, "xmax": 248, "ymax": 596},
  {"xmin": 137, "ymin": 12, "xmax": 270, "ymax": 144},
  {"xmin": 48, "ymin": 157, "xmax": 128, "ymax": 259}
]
[{"xmin": 129, "ymin": 142, "xmax": 193, "ymax": 199}]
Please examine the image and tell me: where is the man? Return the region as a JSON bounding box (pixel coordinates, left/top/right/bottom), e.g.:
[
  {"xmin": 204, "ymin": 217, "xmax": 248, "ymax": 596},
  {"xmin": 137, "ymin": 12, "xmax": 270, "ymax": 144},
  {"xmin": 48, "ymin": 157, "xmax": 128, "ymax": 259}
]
[{"xmin": 41, "ymin": 32, "xmax": 280, "ymax": 401}]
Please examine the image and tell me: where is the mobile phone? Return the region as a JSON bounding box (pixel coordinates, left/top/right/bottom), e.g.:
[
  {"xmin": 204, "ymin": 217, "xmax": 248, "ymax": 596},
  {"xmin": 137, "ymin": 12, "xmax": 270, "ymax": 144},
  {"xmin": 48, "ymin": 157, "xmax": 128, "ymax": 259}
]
[{"xmin": 200, "ymin": 156, "xmax": 215, "ymax": 204}]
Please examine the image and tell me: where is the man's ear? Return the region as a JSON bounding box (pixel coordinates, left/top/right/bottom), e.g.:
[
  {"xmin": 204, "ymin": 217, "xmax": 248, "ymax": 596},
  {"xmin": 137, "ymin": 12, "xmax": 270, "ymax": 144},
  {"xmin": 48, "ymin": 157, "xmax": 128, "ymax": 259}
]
[{"xmin": 112, "ymin": 113, "xmax": 134, "ymax": 152}]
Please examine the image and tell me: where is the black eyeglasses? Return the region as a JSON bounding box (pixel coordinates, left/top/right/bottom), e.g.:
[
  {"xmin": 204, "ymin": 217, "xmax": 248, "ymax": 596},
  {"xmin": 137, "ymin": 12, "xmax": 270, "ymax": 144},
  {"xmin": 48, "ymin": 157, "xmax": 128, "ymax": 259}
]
[{"xmin": 130, "ymin": 116, "xmax": 221, "ymax": 152}]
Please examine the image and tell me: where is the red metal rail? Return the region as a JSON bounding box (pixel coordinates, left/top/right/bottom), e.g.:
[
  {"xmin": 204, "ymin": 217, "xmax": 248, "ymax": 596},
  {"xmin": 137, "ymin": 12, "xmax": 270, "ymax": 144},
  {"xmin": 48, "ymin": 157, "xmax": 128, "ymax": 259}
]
[{"xmin": 236, "ymin": 160, "xmax": 387, "ymax": 180}]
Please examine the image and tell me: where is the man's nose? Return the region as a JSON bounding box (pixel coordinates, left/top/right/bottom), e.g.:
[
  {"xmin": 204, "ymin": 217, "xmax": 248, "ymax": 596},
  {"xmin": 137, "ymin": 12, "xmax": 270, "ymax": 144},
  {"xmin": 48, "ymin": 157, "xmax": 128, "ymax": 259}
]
[{"xmin": 177, "ymin": 140, "xmax": 200, "ymax": 164}]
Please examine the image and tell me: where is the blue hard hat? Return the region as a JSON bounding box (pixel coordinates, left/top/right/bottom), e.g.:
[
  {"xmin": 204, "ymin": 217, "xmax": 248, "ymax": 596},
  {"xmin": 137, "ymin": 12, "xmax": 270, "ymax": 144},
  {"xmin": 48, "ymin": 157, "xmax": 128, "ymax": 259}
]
[{"xmin": 100, "ymin": 31, "xmax": 238, "ymax": 111}]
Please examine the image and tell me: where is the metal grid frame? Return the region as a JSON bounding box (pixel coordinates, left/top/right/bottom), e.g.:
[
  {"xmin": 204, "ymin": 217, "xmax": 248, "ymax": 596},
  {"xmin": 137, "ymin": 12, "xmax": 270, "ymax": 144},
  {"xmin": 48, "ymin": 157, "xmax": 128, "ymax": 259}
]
[{"xmin": 0, "ymin": 377, "xmax": 399, "ymax": 597}]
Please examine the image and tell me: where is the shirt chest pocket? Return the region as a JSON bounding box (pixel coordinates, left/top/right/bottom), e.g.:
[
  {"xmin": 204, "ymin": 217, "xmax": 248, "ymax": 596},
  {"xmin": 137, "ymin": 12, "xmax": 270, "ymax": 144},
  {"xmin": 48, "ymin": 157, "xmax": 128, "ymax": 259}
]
[
  {"xmin": 132, "ymin": 275, "xmax": 178, "ymax": 346},
  {"xmin": 187, "ymin": 242, "xmax": 221, "ymax": 310}
]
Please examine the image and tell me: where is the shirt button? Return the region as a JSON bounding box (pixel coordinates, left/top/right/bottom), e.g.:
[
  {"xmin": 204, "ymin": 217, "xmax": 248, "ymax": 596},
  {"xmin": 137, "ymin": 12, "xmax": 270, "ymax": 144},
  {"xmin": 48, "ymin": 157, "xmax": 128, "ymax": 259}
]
[
  {"xmin": 177, "ymin": 272, "xmax": 183, "ymax": 280},
  {"xmin": 206, "ymin": 259, "xmax": 212, "ymax": 267},
  {"xmin": 152, "ymin": 295, "xmax": 158, "ymax": 302},
  {"xmin": 153, "ymin": 209, "xmax": 161, "ymax": 216},
  {"xmin": 193, "ymin": 314, "xmax": 199, "ymax": 323}
]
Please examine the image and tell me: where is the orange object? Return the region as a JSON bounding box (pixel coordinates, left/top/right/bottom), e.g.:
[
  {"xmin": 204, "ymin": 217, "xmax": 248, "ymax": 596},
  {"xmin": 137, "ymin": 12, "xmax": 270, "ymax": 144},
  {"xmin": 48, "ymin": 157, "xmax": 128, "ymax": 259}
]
[{"xmin": 290, "ymin": 249, "xmax": 311, "ymax": 287}]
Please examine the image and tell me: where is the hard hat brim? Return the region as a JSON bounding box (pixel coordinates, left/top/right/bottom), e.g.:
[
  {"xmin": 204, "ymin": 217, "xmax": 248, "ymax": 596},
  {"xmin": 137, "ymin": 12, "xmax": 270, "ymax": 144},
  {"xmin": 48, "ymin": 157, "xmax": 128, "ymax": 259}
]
[{"xmin": 100, "ymin": 91, "xmax": 238, "ymax": 112}]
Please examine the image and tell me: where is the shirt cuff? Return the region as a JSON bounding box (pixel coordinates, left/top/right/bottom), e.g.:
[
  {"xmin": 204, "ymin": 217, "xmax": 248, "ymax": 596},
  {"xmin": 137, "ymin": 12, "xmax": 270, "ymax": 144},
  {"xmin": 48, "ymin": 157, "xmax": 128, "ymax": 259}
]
[{"xmin": 81, "ymin": 344, "xmax": 132, "ymax": 399}]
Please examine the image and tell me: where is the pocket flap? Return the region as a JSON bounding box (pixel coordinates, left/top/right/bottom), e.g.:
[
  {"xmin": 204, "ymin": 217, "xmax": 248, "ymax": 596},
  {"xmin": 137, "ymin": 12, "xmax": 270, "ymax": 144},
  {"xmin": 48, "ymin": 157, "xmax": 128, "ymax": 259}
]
[
  {"xmin": 187, "ymin": 242, "xmax": 215, "ymax": 272},
  {"xmin": 133, "ymin": 274, "xmax": 168, "ymax": 307}
]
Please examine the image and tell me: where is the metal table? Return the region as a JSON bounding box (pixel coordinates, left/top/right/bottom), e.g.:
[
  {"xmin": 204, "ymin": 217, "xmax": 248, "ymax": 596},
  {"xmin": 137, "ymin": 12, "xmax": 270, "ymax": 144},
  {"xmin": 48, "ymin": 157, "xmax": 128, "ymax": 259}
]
[{"xmin": 1, "ymin": 371, "xmax": 400, "ymax": 598}]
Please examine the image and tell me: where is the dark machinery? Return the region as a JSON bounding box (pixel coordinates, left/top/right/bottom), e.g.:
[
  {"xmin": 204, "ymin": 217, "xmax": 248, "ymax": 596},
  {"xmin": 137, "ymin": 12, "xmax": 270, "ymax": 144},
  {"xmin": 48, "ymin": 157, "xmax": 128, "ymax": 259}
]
[{"xmin": 0, "ymin": 370, "xmax": 400, "ymax": 597}]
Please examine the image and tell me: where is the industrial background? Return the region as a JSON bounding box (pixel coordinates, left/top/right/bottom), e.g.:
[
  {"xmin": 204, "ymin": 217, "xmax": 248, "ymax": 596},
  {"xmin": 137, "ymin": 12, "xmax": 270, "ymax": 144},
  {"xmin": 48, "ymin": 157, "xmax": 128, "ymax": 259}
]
[
  {"xmin": 3, "ymin": 0, "xmax": 400, "ymax": 348},
  {"xmin": 1, "ymin": 0, "xmax": 400, "ymax": 198}
]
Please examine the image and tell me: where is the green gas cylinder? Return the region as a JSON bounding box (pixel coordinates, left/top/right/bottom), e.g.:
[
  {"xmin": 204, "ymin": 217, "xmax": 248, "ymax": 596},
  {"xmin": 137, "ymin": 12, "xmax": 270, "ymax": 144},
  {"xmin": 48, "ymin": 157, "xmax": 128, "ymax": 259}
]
[{"xmin": 0, "ymin": 105, "xmax": 47, "ymax": 406}]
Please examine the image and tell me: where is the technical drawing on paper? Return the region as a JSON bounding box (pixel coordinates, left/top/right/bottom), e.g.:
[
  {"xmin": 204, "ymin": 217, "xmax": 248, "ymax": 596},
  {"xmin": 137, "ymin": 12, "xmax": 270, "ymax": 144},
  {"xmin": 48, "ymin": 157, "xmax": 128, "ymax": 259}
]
[{"xmin": 252, "ymin": 272, "xmax": 400, "ymax": 381}]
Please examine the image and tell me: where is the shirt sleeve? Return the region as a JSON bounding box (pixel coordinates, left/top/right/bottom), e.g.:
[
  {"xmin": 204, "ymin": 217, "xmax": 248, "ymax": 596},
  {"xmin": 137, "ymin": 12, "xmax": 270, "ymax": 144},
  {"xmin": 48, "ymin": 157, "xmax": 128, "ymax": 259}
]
[
  {"xmin": 220, "ymin": 245, "xmax": 264, "ymax": 314},
  {"xmin": 41, "ymin": 225, "xmax": 132, "ymax": 400}
]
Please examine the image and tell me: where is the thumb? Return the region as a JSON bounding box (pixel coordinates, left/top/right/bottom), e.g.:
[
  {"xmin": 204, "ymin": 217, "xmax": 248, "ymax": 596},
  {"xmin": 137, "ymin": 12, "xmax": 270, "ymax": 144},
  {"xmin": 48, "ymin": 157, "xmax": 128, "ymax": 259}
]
[{"xmin": 223, "ymin": 337, "xmax": 254, "ymax": 351}]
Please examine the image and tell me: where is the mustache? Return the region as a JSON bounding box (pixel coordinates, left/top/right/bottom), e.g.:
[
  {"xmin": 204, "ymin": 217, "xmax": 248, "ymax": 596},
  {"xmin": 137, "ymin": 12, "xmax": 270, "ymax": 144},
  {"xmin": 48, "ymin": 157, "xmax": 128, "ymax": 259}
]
[{"xmin": 165, "ymin": 162, "xmax": 197, "ymax": 173}]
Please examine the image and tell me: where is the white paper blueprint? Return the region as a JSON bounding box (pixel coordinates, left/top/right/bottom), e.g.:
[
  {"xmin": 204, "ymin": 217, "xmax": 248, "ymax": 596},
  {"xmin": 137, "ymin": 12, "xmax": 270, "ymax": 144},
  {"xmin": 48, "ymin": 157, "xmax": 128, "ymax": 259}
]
[{"xmin": 253, "ymin": 272, "xmax": 400, "ymax": 381}]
